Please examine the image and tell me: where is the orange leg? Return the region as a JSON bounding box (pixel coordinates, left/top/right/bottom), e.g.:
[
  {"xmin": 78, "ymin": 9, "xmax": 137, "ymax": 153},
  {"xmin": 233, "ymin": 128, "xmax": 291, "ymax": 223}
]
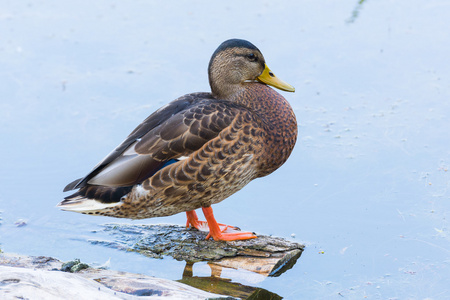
[
  {"xmin": 186, "ymin": 210, "xmax": 208, "ymax": 231},
  {"xmin": 186, "ymin": 209, "xmax": 240, "ymax": 232},
  {"xmin": 201, "ymin": 206, "xmax": 257, "ymax": 241}
]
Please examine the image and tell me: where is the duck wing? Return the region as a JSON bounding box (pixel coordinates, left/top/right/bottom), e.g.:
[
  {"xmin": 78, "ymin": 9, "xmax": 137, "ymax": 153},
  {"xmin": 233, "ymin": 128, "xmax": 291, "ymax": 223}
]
[{"xmin": 63, "ymin": 92, "xmax": 239, "ymax": 192}]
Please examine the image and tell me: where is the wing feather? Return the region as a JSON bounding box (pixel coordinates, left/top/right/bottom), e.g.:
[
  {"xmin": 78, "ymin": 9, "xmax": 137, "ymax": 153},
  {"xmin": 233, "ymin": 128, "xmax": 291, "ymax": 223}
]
[{"xmin": 64, "ymin": 93, "xmax": 244, "ymax": 192}]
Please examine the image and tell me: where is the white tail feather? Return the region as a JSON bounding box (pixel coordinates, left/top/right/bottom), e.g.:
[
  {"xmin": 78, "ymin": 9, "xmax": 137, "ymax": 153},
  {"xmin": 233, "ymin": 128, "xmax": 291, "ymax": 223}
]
[{"xmin": 57, "ymin": 196, "xmax": 120, "ymax": 213}]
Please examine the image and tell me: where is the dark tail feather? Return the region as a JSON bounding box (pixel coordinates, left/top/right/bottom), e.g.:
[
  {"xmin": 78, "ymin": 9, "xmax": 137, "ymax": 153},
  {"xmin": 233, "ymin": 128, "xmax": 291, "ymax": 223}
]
[
  {"xmin": 63, "ymin": 178, "xmax": 83, "ymax": 192},
  {"xmin": 64, "ymin": 185, "xmax": 133, "ymax": 204}
]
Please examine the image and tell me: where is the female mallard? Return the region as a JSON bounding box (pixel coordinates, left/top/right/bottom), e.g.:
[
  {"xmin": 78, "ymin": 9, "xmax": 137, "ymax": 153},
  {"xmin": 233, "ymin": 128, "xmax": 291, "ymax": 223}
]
[{"xmin": 59, "ymin": 39, "xmax": 297, "ymax": 241}]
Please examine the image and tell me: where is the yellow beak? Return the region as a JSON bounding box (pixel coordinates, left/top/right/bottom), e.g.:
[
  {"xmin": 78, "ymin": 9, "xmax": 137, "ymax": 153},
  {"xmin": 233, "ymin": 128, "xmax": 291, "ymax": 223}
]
[{"xmin": 257, "ymin": 64, "xmax": 295, "ymax": 92}]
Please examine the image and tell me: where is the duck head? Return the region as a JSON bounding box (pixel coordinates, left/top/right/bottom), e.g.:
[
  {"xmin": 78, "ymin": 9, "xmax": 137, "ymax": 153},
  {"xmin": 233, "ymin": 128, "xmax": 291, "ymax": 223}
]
[{"xmin": 208, "ymin": 39, "xmax": 295, "ymax": 100}]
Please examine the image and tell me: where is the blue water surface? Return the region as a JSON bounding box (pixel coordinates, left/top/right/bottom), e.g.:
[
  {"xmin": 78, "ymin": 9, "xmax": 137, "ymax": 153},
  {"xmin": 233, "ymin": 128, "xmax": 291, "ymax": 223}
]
[{"xmin": 1, "ymin": 1, "xmax": 449, "ymax": 299}]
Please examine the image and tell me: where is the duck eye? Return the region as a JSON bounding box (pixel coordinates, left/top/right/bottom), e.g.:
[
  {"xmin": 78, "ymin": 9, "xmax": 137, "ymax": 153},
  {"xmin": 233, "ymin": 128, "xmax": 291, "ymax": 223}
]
[{"xmin": 246, "ymin": 53, "xmax": 257, "ymax": 62}]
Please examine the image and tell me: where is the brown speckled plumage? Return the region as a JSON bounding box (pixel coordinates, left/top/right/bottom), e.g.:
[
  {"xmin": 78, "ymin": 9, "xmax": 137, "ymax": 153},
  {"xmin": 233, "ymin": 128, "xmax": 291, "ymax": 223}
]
[{"xmin": 59, "ymin": 39, "xmax": 297, "ymax": 237}]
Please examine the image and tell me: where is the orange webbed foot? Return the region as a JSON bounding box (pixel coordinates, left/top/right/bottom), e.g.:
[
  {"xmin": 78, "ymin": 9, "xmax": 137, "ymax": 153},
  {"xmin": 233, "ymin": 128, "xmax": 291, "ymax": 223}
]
[
  {"xmin": 205, "ymin": 230, "xmax": 258, "ymax": 241},
  {"xmin": 201, "ymin": 206, "xmax": 257, "ymax": 241}
]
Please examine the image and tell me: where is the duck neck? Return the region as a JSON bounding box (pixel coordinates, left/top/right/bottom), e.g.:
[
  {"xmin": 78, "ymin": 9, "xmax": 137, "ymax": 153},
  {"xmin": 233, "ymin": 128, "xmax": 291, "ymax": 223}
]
[
  {"xmin": 208, "ymin": 57, "xmax": 249, "ymax": 100},
  {"xmin": 210, "ymin": 81, "xmax": 246, "ymax": 100}
]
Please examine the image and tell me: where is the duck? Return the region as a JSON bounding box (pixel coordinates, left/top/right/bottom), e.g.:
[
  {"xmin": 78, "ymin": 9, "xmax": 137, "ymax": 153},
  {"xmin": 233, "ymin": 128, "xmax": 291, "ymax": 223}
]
[{"xmin": 59, "ymin": 39, "xmax": 297, "ymax": 241}]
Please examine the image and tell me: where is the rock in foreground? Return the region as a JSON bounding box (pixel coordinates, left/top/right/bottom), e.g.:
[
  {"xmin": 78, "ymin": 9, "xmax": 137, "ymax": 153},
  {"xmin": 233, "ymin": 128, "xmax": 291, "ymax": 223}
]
[{"xmin": 0, "ymin": 253, "xmax": 234, "ymax": 300}]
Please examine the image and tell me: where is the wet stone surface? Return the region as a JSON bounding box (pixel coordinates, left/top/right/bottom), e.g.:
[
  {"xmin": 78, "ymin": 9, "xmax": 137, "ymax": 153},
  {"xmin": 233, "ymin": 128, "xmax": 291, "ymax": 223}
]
[
  {"xmin": 90, "ymin": 224, "xmax": 304, "ymax": 262},
  {"xmin": 61, "ymin": 258, "xmax": 90, "ymax": 273}
]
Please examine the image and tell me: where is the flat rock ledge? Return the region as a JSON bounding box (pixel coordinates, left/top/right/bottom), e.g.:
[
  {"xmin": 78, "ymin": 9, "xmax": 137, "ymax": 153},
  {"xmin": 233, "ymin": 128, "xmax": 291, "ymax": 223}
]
[
  {"xmin": 0, "ymin": 253, "xmax": 235, "ymax": 300},
  {"xmin": 92, "ymin": 224, "xmax": 304, "ymax": 276}
]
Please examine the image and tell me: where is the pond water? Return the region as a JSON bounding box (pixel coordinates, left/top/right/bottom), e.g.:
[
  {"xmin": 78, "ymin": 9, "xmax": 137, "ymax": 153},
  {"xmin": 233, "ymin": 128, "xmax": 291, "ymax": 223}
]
[{"xmin": 1, "ymin": 1, "xmax": 449, "ymax": 299}]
